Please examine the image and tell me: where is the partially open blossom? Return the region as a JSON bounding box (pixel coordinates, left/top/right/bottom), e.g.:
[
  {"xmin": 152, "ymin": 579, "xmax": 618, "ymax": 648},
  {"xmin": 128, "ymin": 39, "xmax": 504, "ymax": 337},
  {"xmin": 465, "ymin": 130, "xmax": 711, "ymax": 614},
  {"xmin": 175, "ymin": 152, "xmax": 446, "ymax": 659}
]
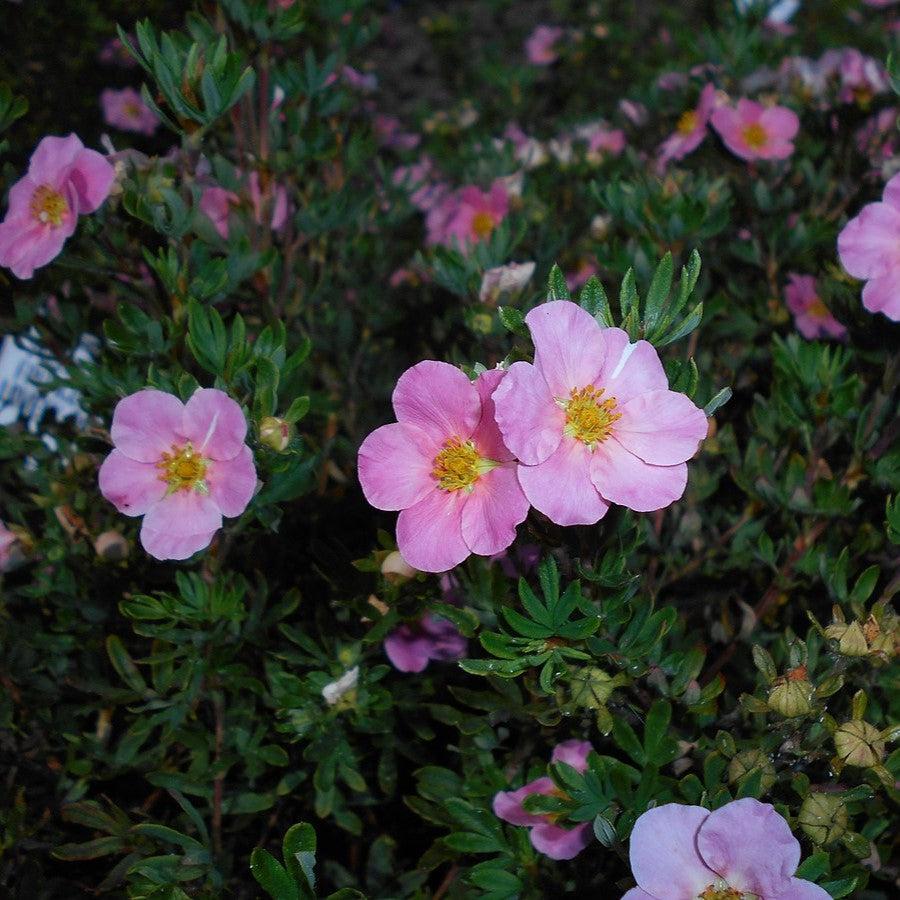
[
  {"xmin": 425, "ymin": 181, "xmax": 509, "ymax": 251},
  {"xmin": 837, "ymin": 172, "xmax": 900, "ymax": 320},
  {"xmin": 358, "ymin": 363, "xmax": 529, "ymax": 572},
  {"xmin": 784, "ymin": 273, "xmax": 846, "ymax": 340},
  {"xmin": 622, "ymin": 799, "xmax": 830, "ymax": 900},
  {"xmin": 525, "ymin": 25, "xmax": 564, "ymax": 65},
  {"xmin": 479, "ymin": 261, "xmax": 536, "ymax": 304},
  {"xmin": 384, "ymin": 613, "xmax": 467, "ymax": 672},
  {"xmin": 99, "ymin": 388, "xmax": 257, "ymax": 561},
  {"xmin": 710, "ymin": 99, "xmax": 799, "ymax": 161},
  {"xmin": 493, "ymin": 740, "xmax": 594, "ymax": 860},
  {"xmin": 322, "ymin": 666, "xmax": 359, "ymax": 706},
  {"xmin": 493, "ymin": 301, "xmax": 707, "ymax": 526},
  {"xmin": 658, "ymin": 83, "xmax": 719, "ymax": 167},
  {"xmin": 0, "ymin": 134, "xmax": 115, "ymax": 279},
  {"xmin": 100, "ymin": 87, "xmax": 159, "ymax": 136},
  {"xmin": 200, "ymin": 172, "xmax": 288, "ymax": 239}
]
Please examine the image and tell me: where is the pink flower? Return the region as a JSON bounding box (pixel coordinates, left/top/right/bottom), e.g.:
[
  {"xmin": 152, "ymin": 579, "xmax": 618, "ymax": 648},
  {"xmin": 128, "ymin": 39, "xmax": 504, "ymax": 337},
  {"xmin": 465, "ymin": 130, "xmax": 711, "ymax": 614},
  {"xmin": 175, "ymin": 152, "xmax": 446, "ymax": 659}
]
[
  {"xmin": 566, "ymin": 259, "xmax": 599, "ymax": 291},
  {"xmin": 1, "ymin": 521, "xmax": 19, "ymax": 572},
  {"xmin": 658, "ymin": 84, "xmax": 719, "ymax": 167},
  {"xmin": 100, "ymin": 87, "xmax": 159, "ymax": 136},
  {"xmin": 99, "ymin": 36, "xmax": 138, "ymax": 67},
  {"xmin": 838, "ymin": 49, "xmax": 889, "ymax": 104},
  {"xmin": 493, "ymin": 740, "xmax": 594, "ymax": 860},
  {"xmin": 575, "ymin": 121, "xmax": 626, "ymax": 163},
  {"xmin": 525, "ymin": 25, "xmax": 564, "ymax": 65},
  {"xmin": 479, "ymin": 261, "xmax": 535, "ymax": 304},
  {"xmin": 392, "ymin": 156, "xmax": 447, "ymax": 211},
  {"xmin": 622, "ymin": 799, "xmax": 830, "ymax": 900},
  {"xmin": 384, "ymin": 613, "xmax": 467, "ymax": 672},
  {"xmin": 98, "ymin": 388, "xmax": 257, "ymax": 561},
  {"xmin": 492, "ymin": 302, "xmax": 707, "ymax": 526},
  {"xmin": 358, "ymin": 364, "xmax": 529, "ymax": 573},
  {"xmin": 425, "ymin": 181, "xmax": 509, "ymax": 251},
  {"xmin": 0, "ymin": 134, "xmax": 115, "ymax": 279},
  {"xmin": 784, "ymin": 274, "xmax": 846, "ymax": 340},
  {"xmin": 837, "ymin": 173, "xmax": 900, "ymax": 320},
  {"xmin": 200, "ymin": 172, "xmax": 288, "ymax": 239},
  {"xmin": 710, "ymin": 99, "xmax": 799, "ymax": 161},
  {"xmin": 374, "ymin": 115, "xmax": 421, "ymax": 150}
]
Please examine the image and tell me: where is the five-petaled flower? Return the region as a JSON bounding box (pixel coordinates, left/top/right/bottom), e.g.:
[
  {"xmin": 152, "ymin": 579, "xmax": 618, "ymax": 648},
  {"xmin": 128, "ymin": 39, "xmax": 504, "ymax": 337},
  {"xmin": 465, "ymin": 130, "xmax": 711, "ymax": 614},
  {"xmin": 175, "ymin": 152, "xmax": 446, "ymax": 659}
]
[
  {"xmin": 99, "ymin": 388, "xmax": 257, "ymax": 561},
  {"xmin": 784, "ymin": 273, "xmax": 846, "ymax": 340},
  {"xmin": 710, "ymin": 98, "xmax": 799, "ymax": 161}
]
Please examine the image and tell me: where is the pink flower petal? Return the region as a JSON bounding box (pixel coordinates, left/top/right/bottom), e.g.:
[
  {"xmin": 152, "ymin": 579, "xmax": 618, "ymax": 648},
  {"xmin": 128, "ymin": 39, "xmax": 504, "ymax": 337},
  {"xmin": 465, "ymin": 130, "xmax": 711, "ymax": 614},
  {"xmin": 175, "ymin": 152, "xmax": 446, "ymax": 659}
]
[
  {"xmin": 392, "ymin": 361, "xmax": 480, "ymax": 444},
  {"xmin": 629, "ymin": 804, "xmax": 716, "ymax": 897},
  {"xmin": 460, "ymin": 465, "xmax": 529, "ymax": 556},
  {"xmin": 207, "ymin": 444, "xmax": 256, "ymax": 517},
  {"xmin": 384, "ymin": 627, "xmax": 434, "ymax": 672},
  {"xmin": 697, "ymin": 799, "xmax": 799, "ymax": 897},
  {"xmin": 621, "ymin": 890, "xmax": 657, "ymax": 900},
  {"xmin": 773, "ymin": 878, "xmax": 833, "ymax": 900},
  {"xmin": 182, "ymin": 388, "xmax": 248, "ymax": 460},
  {"xmin": 529, "ymin": 821, "xmax": 592, "ymax": 860},
  {"xmin": 862, "ymin": 270, "xmax": 900, "ymax": 320},
  {"xmin": 590, "ymin": 440, "xmax": 688, "ymax": 512},
  {"xmin": 517, "ymin": 437, "xmax": 609, "ymax": 526},
  {"xmin": 526, "ymin": 301, "xmax": 606, "ymax": 397},
  {"xmin": 396, "ymin": 488, "xmax": 469, "ymax": 572},
  {"xmin": 760, "ymin": 105, "xmax": 800, "ymax": 140},
  {"xmin": 614, "ymin": 390, "xmax": 707, "ymax": 465},
  {"xmin": 837, "ymin": 202, "xmax": 900, "ymax": 280},
  {"xmin": 110, "ymin": 389, "xmax": 186, "ymax": 463},
  {"xmin": 69, "ymin": 148, "xmax": 115, "ymax": 214},
  {"xmin": 28, "ymin": 134, "xmax": 84, "ymax": 185},
  {"xmin": 596, "ymin": 330, "xmax": 668, "ymax": 405},
  {"xmin": 98, "ymin": 450, "xmax": 167, "ymax": 515},
  {"xmin": 881, "ymin": 172, "xmax": 900, "ymax": 211},
  {"xmin": 492, "ymin": 361, "xmax": 564, "ymax": 465},
  {"xmin": 358, "ymin": 422, "xmax": 438, "ymax": 511},
  {"xmin": 472, "ymin": 368, "xmax": 514, "ymax": 462},
  {"xmin": 139, "ymin": 491, "xmax": 223, "ymax": 561},
  {"xmin": 492, "ymin": 777, "xmax": 556, "ymax": 827},
  {"xmin": 550, "ymin": 739, "xmax": 592, "ymax": 772}
]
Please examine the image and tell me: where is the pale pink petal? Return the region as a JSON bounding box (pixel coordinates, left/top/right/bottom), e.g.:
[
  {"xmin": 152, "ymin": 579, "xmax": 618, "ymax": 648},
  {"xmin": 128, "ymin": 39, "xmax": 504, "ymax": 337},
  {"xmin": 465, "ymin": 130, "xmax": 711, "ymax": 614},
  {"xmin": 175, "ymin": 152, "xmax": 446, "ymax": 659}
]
[
  {"xmin": 614, "ymin": 390, "xmax": 707, "ymax": 465},
  {"xmin": 419, "ymin": 614, "xmax": 467, "ymax": 660},
  {"xmin": 0, "ymin": 222, "xmax": 69, "ymax": 279},
  {"xmin": 207, "ymin": 445, "xmax": 256, "ymax": 517},
  {"xmin": 526, "ymin": 301, "xmax": 606, "ymax": 396},
  {"xmin": 384, "ymin": 627, "xmax": 433, "ymax": 672},
  {"xmin": 837, "ymin": 202, "xmax": 900, "ymax": 280},
  {"xmin": 200, "ymin": 187, "xmax": 233, "ymax": 239},
  {"xmin": 28, "ymin": 134, "xmax": 84, "ymax": 185},
  {"xmin": 529, "ymin": 821, "xmax": 592, "ymax": 860},
  {"xmin": 862, "ymin": 271, "xmax": 900, "ymax": 320},
  {"xmin": 590, "ymin": 440, "xmax": 688, "ymax": 512},
  {"xmin": 139, "ymin": 491, "xmax": 223, "ymax": 561},
  {"xmin": 621, "ymin": 890, "xmax": 657, "ymax": 900},
  {"xmin": 358, "ymin": 422, "xmax": 438, "ymax": 511},
  {"xmin": 182, "ymin": 388, "xmax": 247, "ymax": 460},
  {"xmin": 460, "ymin": 465, "xmax": 529, "ymax": 556},
  {"xmin": 392, "ymin": 361, "xmax": 481, "ymax": 443},
  {"xmin": 69, "ymin": 148, "xmax": 115, "ymax": 214},
  {"xmin": 492, "ymin": 778, "xmax": 556, "ymax": 827},
  {"xmin": 595, "ymin": 331, "xmax": 668, "ymax": 405},
  {"xmin": 773, "ymin": 878, "xmax": 833, "ymax": 900},
  {"xmin": 491, "ymin": 361, "xmax": 563, "ymax": 465},
  {"xmin": 881, "ymin": 172, "xmax": 900, "ymax": 211},
  {"xmin": 98, "ymin": 450, "xmax": 166, "ymax": 516},
  {"xmin": 629, "ymin": 804, "xmax": 716, "ymax": 897},
  {"xmin": 517, "ymin": 438, "xmax": 609, "ymax": 526},
  {"xmin": 697, "ymin": 798, "xmax": 800, "ymax": 897},
  {"xmin": 110, "ymin": 390, "xmax": 186, "ymax": 462},
  {"xmin": 550, "ymin": 739, "xmax": 592, "ymax": 772},
  {"xmin": 396, "ymin": 488, "xmax": 468, "ymax": 572},
  {"xmin": 760, "ymin": 106, "xmax": 800, "ymax": 140},
  {"xmin": 472, "ymin": 368, "xmax": 514, "ymax": 461}
]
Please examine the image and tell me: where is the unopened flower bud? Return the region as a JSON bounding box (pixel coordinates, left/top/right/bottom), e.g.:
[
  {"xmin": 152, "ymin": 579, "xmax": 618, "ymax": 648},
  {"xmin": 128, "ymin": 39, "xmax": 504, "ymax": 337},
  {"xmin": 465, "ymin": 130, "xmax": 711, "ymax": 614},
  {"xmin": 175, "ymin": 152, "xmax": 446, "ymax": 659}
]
[
  {"xmin": 799, "ymin": 793, "xmax": 848, "ymax": 845},
  {"xmin": 727, "ymin": 748, "xmax": 776, "ymax": 794},
  {"xmin": 834, "ymin": 720, "xmax": 885, "ymax": 768},
  {"xmin": 837, "ymin": 620, "xmax": 869, "ymax": 657},
  {"xmin": 768, "ymin": 669, "xmax": 813, "ymax": 718},
  {"xmin": 94, "ymin": 531, "xmax": 130, "ymax": 561},
  {"xmin": 259, "ymin": 416, "xmax": 292, "ymax": 452},
  {"xmin": 381, "ymin": 550, "xmax": 417, "ymax": 583}
]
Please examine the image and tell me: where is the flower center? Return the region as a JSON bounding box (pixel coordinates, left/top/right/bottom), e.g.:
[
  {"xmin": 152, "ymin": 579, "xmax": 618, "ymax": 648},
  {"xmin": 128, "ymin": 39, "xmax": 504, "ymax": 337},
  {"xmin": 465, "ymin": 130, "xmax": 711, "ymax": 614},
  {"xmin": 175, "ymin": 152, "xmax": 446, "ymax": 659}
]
[
  {"xmin": 807, "ymin": 297, "xmax": 830, "ymax": 319},
  {"xmin": 124, "ymin": 101, "xmax": 142, "ymax": 119},
  {"xmin": 562, "ymin": 386, "xmax": 620, "ymax": 448},
  {"xmin": 677, "ymin": 110, "xmax": 698, "ymax": 134},
  {"xmin": 156, "ymin": 443, "xmax": 209, "ymax": 494},
  {"xmin": 698, "ymin": 887, "xmax": 742, "ymax": 900},
  {"xmin": 431, "ymin": 438, "xmax": 496, "ymax": 492},
  {"xmin": 741, "ymin": 122, "xmax": 768, "ymax": 150},
  {"xmin": 30, "ymin": 185, "xmax": 68, "ymax": 227},
  {"xmin": 471, "ymin": 211, "xmax": 496, "ymax": 239}
]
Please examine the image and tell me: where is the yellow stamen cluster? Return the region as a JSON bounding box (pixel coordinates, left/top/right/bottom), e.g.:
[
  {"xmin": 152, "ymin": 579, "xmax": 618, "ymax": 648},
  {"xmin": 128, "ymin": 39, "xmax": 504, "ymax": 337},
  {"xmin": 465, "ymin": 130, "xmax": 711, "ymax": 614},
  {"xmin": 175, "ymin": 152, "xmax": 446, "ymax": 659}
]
[
  {"xmin": 741, "ymin": 122, "xmax": 768, "ymax": 150},
  {"xmin": 156, "ymin": 443, "xmax": 209, "ymax": 494},
  {"xmin": 432, "ymin": 438, "xmax": 495, "ymax": 492},
  {"xmin": 807, "ymin": 297, "xmax": 831, "ymax": 320},
  {"xmin": 698, "ymin": 887, "xmax": 742, "ymax": 900},
  {"xmin": 471, "ymin": 211, "xmax": 496, "ymax": 239},
  {"xmin": 30, "ymin": 185, "xmax": 68, "ymax": 227},
  {"xmin": 677, "ymin": 110, "xmax": 698, "ymax": 134},
  {"xmin": 563, "ymin": 386, "xmax": 620, "ymax": 448}
]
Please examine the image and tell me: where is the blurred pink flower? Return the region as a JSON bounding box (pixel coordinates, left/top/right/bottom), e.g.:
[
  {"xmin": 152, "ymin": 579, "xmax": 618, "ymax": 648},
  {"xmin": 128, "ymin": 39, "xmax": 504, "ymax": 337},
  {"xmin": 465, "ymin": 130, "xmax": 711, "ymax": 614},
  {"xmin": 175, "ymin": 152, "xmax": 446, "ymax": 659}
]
[
  {"xmin": 100, "ymin": 87, "xmax": 159, "ymax": 136},
  {"xmin": 99, "ymin": 388, "xmax": 256, "ymax": 561},
  {"xmin": 622, "ymin": 799, "xmax": 829, "ymax": 900},
  {"xmin": 658, "ymin": 83, "xmax": 719, "ymax": 167},
  {"xmin": 479, "ymin": 261, "xmax": 535, "ymax": 304},
  {"xmin": 501, "ymin": 123, "xmax": 548, "ymax": 168},
  {"xmin": 619, "ymin": 99, "xmax": 648, "ymax": 126},
  {"xmin": 525, "ymin": 25, "xmax": 564, "ymax": 65},
  {"xmin": 576, "ymin": 121, "xmax": 626, "ymax": 163},
  {"xmin": 784, "ymin": 274, "xmax": 846, "ymax": 340},
  {"xmin": 492, "ymin": 301, "xmax": 707, "ymax": 526},
  {"xmin": 838, "ymin": 49, "xmax": 888, "ymax": 104},
  {"xmin": 493, "ymin": 740, "xmax": 594, "ymax": 859},
  {"xmin": 0, "ymin": 134, "xmax": 115, "ymax": 279},
  {"xmin": 384, "ymin": 613, "xmax": 467, "ymax": 672},
  {"xmin": 565, "ymin": 258, "xmax": 599, "ymax": 291},
  {"xmin": 200, "ymin": 172, "xmax": 288, "ymax": 239},
  {"xmin": 374, "ymin": 115, "xmax": 421, "ymax": 150},
  {"xmin": 425, "ymin": 181, "xmax": 509, "ymax": 251},
  {"xmin": 837, "ymin": 172, "xmax": 900, "ymax": 320},
  {"xmin": 99, "ymin": 36, "xmax": 138, "ymax": 66},
  {"xmin": 325, "ymin": 65, "xmax": 377, "ymax": 92},
  {"xmin": 357, "ymin": 364, "xmax": 528, "ymax": 573},
  {"xmin": 392, "ymin": 156, "xmax": 448, "ymax": 211},
  {"xmin": 711, "ymin": 98, "xmax": 799, "ymax": 161}
]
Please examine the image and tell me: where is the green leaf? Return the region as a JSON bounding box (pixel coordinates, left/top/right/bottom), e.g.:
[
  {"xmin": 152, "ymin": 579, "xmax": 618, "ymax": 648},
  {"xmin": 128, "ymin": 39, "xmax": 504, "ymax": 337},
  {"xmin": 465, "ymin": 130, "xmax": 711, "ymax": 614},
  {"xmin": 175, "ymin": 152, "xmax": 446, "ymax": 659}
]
[
  {"xmin": 612, "ymin": 718, "xmax": 646, "ymax": 766},
  {"xmin": 106, "ymin": 635, "xmax": 148, "ymax": 694},
  {"xmin": 643, "ymin": 252, "xmax": 673, "ymax": 331},
  {"xmin": 498, "ymin": 306, "xmax": 526, "ymax": 335},
  {"xmin": 250, "ymin": 848, "xmax": 299, "ymax": 900},
  {"xmin": 547, "ymin": 263, "xmax": 571, "ymax": 301},
  {"xmin": 282, "ymin": 823, "xmax": 316, "ymax": 897}
]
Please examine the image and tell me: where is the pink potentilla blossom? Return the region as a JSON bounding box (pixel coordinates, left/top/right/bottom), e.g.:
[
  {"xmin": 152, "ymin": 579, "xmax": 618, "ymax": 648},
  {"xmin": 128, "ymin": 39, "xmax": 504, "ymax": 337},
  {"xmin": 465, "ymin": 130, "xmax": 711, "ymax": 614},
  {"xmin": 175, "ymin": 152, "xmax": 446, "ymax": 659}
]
[
  {"xmin": 100, "ymin": 88, "xmax": 159, "ymax": 136},
  {"xmin": 493, "ymin": 740, "xmax": 594, "ymax": 860},
  {"xmin": 710, "ymin": 98, "xmax": 799, "ymax": 161},
  {"xmin": 837, "ymin": 172, "xmax": 900, "ymax": 320},
  {"xmin": 248, "ymin": 172, "xmax": 289, "ymax": 231},
  {"xmin": 619, "ymin": 99, "xmax": 648, "ymax": 126},
  {"xmin": 621, "ymin": 798, "xmax": 830, "ymax": 900},
  {"xmin": 784, "ymin": 274, "xmax": 846, "ymax": 340},
  {"xmin": 838, "ymin": 49, "xmax": 889, "ymax": 104},
  {"xmin": 492, "ymin": 301, "xmax": 707, "ymax": 526},
  {"xmin": 393, "ymin": 157, "xmax": 447, "ymax": 211},
  {"xmin": 525, "ymin": 25, "xmax": 564, "ymax": 65},
  {"xmin": 657, "ymin": 83, "xmax": 719, "ymax": 167},
  {"xmin": 656, "ymin": 71, "xmax": 689, "ymax": 91},
  {"xmin": 501, "ymin": 123, "xmax": 548, "ymax": 168},
  {"xmin": 357, "ymin": 364, "xmax": 529, "ymax": 573},
  {"xmin": 98, "ymin": 388, "xmax": 257, "ymax": 561},
  {"xmin": 383, "ymin": 613, "xmax": 467, "ymax": 672},
  {"xmin": 374, "ymin": 115, "xmax": 421, "ymax": 150},
  {"xmin": 855, "ymin": 107, "xmax": 899, "ymax": 166},
  {"xmin": 199, "ymin": 187, "xmax": 237, "ymax": 239},
  {"xmin": 575, "ymin": 121, "xmax": 626, "ymax": 163},
  {"xmin": 200, "ymin": 173, "xmax": 288, "ymax": 239},
  {"xmin": 0, "ymin": 134, "xmax": 115, "ymax": 279},
  {"xmin": 0, "ymin": 521, "xmax": 19, "ymax": 572},
  {"xmin": 565, "ymin": 258, "xmax": 599, "ymax": 291},
  {"xmin": 425, "ymin": 182, "xmax": 509, "ymax": 251},
  {"xmin": 99, "ymin": 36, "xmax": 138, "ymax": 66}
]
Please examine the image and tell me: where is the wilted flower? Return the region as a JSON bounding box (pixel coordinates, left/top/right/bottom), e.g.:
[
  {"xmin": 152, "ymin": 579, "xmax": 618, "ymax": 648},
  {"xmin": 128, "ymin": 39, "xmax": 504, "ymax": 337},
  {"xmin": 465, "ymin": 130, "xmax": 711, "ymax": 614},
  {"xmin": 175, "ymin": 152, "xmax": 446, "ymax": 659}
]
[
  {"xmin": 384, "ymin": 613, "xmax": 467, "ymax": 672},
  {"xmin": 479, "ymin": 261, "xmax": 536, "ymax": 304},
  {"xmin": 93, "ymin": 530, "xmax": 130, "ymax": 561},
  {"xmin": 98, "ymin": 388, "xmax": 257, "ymax": 561},
  {"xmin": 493, "ymin": 740, "xmax": 594, "ymax": 860},
  {"xmin": 784, "ymin": 273, "xmax": 846, "ymax": 340},
  {"xmin": 525, "ymin": 25, "xmax": 564, "ymax": 65},
  {"xmin": 799, "ymin": 793, "xmax": 848, "ymax": 846},
  {"xmin": 380, "ymin": 550, "xmax": 417, "ymax": 582},
  {"xmin": 710, "ymin": 98, "xmax": 800, "ymax": 161},
  {"xmin": 100, "ymin": 87, "xmax": 159, "ymax": 136},
  {"xmin": 322, "ymin": 666, "xmax": 359, "ymax": 706}
]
